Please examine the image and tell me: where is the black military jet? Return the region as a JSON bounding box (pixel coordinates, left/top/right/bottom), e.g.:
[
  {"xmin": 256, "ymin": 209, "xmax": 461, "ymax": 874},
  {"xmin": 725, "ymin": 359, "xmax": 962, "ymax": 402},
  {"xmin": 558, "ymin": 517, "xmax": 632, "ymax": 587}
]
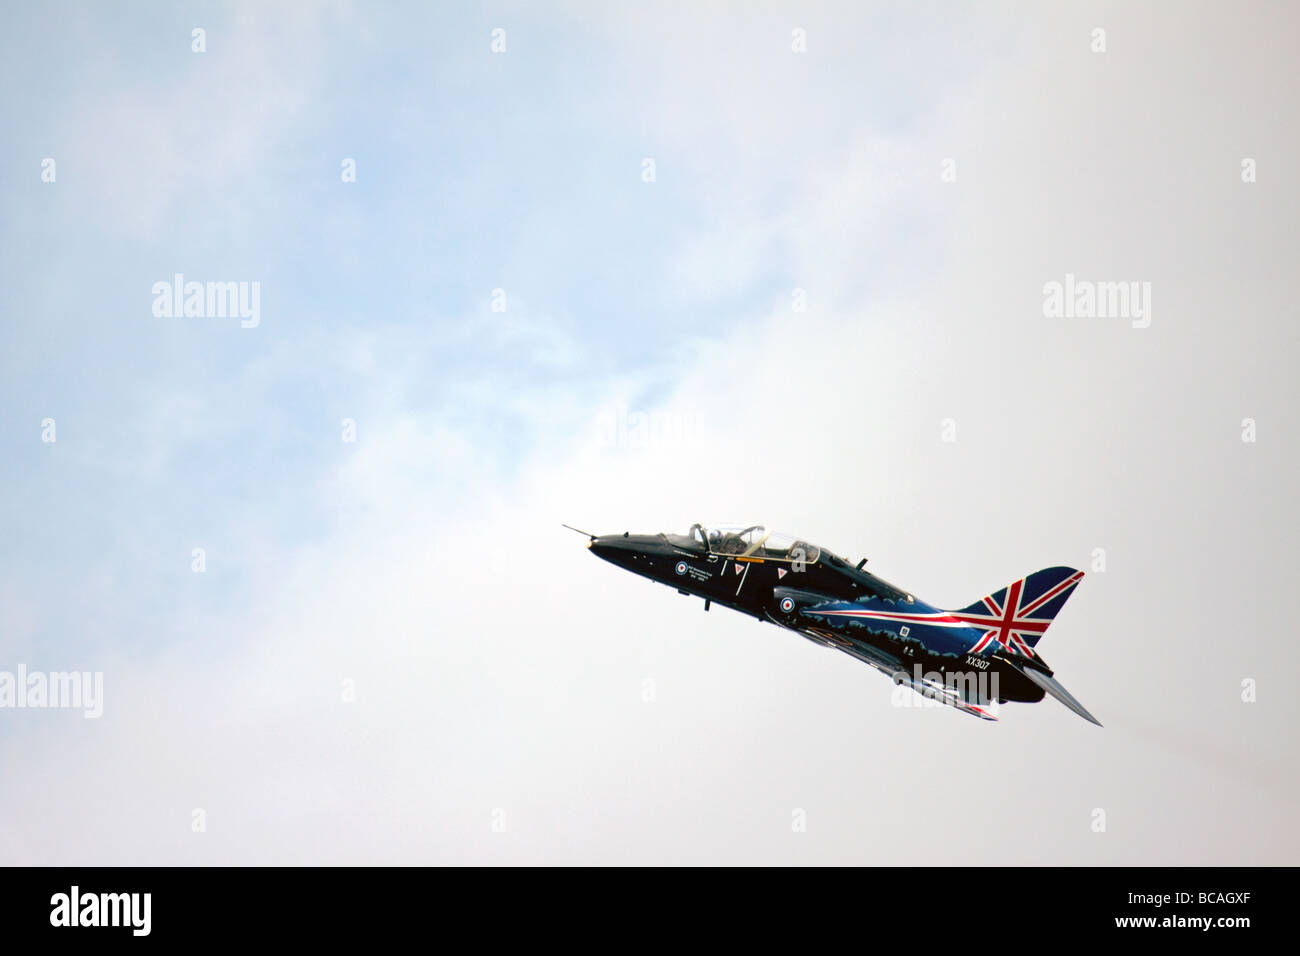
[{"xmin": 567, "ymin": 523, "xmax": 1100, "ymax": 725}]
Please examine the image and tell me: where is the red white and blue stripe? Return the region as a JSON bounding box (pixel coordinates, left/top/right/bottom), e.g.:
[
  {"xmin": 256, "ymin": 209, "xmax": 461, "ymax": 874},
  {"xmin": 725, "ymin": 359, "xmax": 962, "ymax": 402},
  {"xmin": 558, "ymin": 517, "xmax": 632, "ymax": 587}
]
[{"xmin": 801, "ymin": 567, "xmax": 1084, "ymax": 659}]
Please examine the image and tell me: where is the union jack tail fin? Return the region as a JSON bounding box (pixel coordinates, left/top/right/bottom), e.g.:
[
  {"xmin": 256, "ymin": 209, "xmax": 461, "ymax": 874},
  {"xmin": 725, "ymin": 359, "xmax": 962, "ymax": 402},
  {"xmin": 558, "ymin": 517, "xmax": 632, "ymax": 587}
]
[{"xmin": 951, "ymin": 567, "xmax": 1084, "ymax": 658}]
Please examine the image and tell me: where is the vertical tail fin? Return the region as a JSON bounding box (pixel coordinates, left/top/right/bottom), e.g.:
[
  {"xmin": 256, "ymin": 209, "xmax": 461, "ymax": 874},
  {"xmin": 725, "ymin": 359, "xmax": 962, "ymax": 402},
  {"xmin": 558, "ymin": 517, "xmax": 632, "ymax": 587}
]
[{"xmin": 950, "ymin": 566, "xmax": 1084, "ymax": 658}]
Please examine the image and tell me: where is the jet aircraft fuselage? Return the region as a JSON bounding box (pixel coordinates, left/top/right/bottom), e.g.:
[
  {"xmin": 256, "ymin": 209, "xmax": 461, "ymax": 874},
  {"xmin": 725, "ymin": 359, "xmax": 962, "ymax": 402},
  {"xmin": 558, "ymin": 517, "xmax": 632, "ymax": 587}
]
[{"xmin": 579, "ymin": 523, "xmax": 1099, "ymax": 725}]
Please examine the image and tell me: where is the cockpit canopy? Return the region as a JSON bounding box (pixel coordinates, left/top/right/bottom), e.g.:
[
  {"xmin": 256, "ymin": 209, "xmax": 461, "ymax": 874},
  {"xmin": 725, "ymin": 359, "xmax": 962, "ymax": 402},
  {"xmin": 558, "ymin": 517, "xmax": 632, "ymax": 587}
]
[{"xmin": 677, "ymin": 524, "xmax": 821, "ymax": 564}]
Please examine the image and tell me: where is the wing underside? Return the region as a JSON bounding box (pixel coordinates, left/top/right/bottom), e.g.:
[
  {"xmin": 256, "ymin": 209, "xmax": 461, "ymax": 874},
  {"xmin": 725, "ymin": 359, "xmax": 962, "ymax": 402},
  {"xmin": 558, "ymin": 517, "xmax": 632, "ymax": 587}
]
[{"xmin": 781, "ymin": 619, "xmax": 999, "ymax": 722}]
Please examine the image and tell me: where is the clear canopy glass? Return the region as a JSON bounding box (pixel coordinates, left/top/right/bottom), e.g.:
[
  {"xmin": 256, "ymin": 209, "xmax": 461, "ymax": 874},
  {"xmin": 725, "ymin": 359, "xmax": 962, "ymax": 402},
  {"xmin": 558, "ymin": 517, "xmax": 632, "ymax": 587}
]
[{"xmin": 684, "ymin": 524, "xmax": 821, "ymax": 564}]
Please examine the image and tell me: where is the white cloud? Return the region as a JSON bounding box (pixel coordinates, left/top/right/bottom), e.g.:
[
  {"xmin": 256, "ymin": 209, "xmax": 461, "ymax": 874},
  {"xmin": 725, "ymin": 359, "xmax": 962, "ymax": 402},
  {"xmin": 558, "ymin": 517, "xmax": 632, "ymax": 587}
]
[{"xmin": 2, "ymin": 1, "xmax": 1297, "ymax": 865}]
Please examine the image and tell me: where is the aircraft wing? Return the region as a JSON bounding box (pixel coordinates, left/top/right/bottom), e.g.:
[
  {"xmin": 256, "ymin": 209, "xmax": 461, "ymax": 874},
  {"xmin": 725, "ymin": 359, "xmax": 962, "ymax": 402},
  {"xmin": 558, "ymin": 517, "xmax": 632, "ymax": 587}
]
[{"xmin": 768, "ymin": 588, "xmax": 998, "ymax": 721}]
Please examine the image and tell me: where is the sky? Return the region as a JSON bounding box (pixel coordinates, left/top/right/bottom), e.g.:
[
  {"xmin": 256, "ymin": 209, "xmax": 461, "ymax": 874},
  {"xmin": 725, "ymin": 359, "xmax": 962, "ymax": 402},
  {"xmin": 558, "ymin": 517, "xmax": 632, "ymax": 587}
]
[{"xmin": 1, "ymin": 1, "xmax": 1297, "ymax": 864}]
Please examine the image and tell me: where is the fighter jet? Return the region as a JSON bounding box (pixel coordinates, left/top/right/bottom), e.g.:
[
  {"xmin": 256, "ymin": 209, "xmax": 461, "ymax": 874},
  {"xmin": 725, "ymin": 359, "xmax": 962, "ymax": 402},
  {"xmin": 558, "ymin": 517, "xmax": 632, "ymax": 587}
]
[{"xmin": 567, "ymin": 523, "xmax": 1100, "ymax": 725}]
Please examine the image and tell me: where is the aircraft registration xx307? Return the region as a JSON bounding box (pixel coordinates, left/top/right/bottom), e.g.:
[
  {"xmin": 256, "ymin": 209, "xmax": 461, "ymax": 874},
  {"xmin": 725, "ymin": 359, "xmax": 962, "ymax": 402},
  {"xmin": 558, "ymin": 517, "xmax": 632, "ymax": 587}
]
[{"xmin": 567, "ymin": 523, "xmax": 1100, "ymax": 725}]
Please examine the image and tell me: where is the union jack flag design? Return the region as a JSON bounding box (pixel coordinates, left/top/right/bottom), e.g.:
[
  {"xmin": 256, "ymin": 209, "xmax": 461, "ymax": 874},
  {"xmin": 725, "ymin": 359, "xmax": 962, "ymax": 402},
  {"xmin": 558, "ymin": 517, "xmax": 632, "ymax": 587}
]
[{"xmin": 951, "ymin": 567, "xmax": 1084, "ymax": 658}]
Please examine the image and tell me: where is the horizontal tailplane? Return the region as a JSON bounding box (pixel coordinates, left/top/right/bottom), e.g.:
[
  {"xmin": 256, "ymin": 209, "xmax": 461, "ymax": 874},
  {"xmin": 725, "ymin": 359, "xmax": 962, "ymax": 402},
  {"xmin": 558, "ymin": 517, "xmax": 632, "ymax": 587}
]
[{"xmin": 1020, "ymin": 667, "xmax": 1102, "ymax": 726}]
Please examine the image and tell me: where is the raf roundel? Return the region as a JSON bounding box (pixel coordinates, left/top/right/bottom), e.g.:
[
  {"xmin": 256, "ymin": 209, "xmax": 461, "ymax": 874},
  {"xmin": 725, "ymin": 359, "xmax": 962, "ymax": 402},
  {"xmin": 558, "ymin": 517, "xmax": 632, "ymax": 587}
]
[
  {"xmin": 779, "ymin": 597, "xmax": 795, "ymax": 613},
  {"xmin": 675, "ymin": 561, "xmax": 688, "ymax": 575}
]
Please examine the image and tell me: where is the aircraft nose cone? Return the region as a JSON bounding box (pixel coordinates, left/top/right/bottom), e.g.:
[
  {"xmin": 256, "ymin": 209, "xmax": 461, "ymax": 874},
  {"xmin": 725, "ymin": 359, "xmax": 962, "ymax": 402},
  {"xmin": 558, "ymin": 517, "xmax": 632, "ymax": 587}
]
[
  {"xmin": 589, "ymin": 534, "xmax": 658, "ymax": 573},
  {"xmin": 590, "ymin": 534, "xmax": 631, "ymax": 563}
]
